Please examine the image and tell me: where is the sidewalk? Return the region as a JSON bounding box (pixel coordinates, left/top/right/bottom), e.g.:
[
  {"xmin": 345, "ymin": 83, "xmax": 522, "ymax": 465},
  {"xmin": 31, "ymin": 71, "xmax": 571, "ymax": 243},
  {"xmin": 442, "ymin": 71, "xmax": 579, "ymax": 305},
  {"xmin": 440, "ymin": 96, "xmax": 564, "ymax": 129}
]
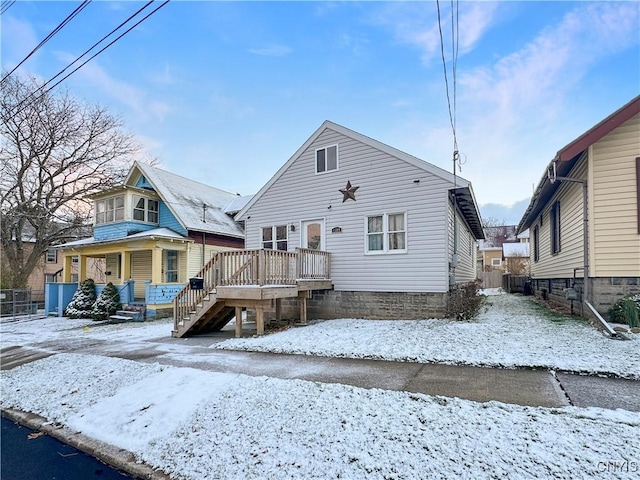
[{"xmin": 3, "ymin": 339, "xmax": 639, "ymax": 412}]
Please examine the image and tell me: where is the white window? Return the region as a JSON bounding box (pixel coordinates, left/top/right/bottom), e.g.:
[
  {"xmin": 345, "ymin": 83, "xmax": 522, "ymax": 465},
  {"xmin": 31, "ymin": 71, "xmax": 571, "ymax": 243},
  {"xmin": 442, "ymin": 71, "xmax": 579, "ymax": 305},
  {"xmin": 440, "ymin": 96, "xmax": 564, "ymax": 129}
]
[
  {"xmin": 316, "ymin": 145, "xmax": 338, "ymax": 173},
  {"xmin": 366, "ymin": 213, "xmax": 406, "ymax": 254},
  {"xmin": 491, "ymin": 258, "xmax": 502, "ymax": 267},
  {"xmin": 133, "ymin": 196, "xmax": 159, "ymax": 223},
  {"xmin": 95, "ymin": 195, "xmax": 124, "ymax": 224},
  {"xmin": 70, "ymin": 274, "xmax": 79, "ymax": 283},
  {"xmin": 72, "ymin": 256, "xmax": 79, "ymax": 264},
  {"xmin": 262, "ymin": 225, "xmax": 288, "ymax": 251},
  {"xmin": 166, "ymin": 250, "xmax": 178, "ymax": 282},
  {"xmin": 46, "ymin": 248, "xmax": 57, "ymax": 263},
  {"xmin": 45, "ymin": 273, "xmax": 57, "ymax": 283}
]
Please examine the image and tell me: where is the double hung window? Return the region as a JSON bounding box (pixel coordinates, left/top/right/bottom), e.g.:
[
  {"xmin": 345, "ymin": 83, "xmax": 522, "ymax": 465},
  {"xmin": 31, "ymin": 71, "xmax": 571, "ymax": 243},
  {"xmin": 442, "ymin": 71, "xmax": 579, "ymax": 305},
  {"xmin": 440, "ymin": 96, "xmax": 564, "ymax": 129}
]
[
  {"xmin": 316, "ymin": 145, "xmax": 338, "ymax": 173},
  {"xmin": 366, "ymin": 213, "xmax": 406, "ymax": 254},
  {"xmin": 262, "ymin": 225, "xmax": 288, "ymax": 251}
]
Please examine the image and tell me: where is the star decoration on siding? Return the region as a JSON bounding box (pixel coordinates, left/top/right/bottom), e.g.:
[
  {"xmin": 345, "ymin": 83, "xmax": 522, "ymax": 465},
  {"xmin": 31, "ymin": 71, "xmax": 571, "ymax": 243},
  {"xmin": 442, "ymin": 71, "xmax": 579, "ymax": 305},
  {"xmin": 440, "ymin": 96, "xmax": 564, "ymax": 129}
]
[{"xmin": 339, "ymin": 180, "xmax": 360, "ymax": 203}]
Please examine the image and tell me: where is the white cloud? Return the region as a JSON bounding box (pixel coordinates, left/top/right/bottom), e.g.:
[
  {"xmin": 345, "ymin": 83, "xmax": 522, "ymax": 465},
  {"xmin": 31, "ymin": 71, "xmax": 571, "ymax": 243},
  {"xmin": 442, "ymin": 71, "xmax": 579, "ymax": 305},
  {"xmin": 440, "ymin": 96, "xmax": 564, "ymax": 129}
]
[
  {"xmin": 450, "ymin": 2, "xmax": 640, "ymax": 205},
  {"xmin": 1, "ymin": 16, "xmax": 40, "ymax": 75},
  {"xmin": 248, "ymin": 45, "xmax": 292, "ymax": 57},
  {"xmin": 369, "ymin": 2, "xmax": 499, "ymax": 65},
  {"xmin": 53, "ymin": 52, "xmax": 172, "ymax": 123}
]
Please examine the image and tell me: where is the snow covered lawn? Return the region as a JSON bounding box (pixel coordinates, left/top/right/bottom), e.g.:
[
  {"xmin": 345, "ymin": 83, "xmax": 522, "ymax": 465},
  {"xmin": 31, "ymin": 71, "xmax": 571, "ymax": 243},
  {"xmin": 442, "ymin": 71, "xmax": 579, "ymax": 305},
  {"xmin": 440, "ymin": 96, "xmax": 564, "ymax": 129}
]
[
  {"xmin": 215, "ymin": 293, "xmax": 640, "ymax": 379},
  {"xmin": 2, "ymin": 353, "xmax": 639, "ymax": 479}
]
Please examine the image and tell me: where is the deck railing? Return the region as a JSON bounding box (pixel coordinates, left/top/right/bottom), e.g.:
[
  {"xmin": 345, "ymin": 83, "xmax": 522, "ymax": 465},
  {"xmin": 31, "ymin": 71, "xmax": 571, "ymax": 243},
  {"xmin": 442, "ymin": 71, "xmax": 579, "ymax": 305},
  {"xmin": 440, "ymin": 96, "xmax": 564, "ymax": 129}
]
[{"xmin": 173, "ymin": 248, "xmax": 330, "ymax": 330}]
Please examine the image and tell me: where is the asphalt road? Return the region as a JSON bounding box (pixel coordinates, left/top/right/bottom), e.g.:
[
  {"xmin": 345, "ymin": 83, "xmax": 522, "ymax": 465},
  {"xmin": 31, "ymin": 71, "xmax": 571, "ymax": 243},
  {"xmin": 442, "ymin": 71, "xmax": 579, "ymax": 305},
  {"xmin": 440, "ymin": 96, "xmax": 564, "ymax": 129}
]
[{"xmin": 1, "ymin": 414, "xmax": 132, "ymax": 480}]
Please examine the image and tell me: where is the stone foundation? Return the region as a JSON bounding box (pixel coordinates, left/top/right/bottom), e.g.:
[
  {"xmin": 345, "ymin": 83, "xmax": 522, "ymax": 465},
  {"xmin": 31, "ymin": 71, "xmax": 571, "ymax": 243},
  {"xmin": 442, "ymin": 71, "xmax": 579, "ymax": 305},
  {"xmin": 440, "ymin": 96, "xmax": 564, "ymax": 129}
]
[
  {"xmin": 248, "ymin": 290, "xmax": 449, "ymax": 322},
  {"xmin": 531, "ymin": 276, "xmax": 640, "ymax": 319}
]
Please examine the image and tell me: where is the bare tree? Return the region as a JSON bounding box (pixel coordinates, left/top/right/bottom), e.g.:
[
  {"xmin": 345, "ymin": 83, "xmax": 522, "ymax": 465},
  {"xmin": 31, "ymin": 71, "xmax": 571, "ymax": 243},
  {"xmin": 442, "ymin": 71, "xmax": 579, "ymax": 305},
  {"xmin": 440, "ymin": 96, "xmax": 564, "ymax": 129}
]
[{"xmin": 1, "ymin": 75, "xmax": 140, "ymax": 288}]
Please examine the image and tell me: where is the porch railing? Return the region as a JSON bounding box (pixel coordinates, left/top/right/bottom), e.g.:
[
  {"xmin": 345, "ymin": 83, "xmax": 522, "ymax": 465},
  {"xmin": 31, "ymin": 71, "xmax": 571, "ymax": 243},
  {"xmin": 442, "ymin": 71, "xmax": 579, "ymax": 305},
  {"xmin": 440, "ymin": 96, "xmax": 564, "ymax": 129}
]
[{"xmin": 173, "ymin": 248, "xmax": 330, "ymax": 329}]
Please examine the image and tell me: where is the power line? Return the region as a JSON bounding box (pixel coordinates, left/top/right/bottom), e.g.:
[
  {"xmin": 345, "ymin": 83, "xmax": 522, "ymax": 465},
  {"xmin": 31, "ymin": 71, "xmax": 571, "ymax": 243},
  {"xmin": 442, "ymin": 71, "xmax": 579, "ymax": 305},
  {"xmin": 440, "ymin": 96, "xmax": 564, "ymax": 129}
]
[
  {"xmin": 42, "ymin": 0, "xmax": 161, "ymax": 92},
  {"xmin": 0, "ymin": 0, "xmax": 17, "ymax": 15},
  {"xmin": 436, "ymin": 0, "xmax": 458, "ymax": 155},
  {"xmin": 1, "ymin": 1, "xmax": 92, "ymax": 85},
  {"xmin": 7, "ymin": 0, "xmax": 170, "ymax": 118}
]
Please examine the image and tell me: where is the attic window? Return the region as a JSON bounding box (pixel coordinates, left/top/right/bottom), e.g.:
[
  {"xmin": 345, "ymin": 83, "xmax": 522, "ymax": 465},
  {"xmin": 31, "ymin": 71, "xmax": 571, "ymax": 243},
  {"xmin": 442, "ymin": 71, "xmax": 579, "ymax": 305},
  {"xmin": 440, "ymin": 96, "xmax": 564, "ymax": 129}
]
[
  {"xmin": 316, "ymin": 145, "xmax": 338, "ymax": 173},
  {"xmin": 133, "ymin": 196, "xmax": 159, "ymax": 224}
]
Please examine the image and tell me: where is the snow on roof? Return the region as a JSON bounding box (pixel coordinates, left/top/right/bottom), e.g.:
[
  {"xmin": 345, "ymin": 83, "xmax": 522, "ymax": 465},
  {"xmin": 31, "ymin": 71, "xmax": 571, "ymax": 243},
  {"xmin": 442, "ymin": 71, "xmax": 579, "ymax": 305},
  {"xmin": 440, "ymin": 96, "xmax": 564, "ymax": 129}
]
[
  {"xmin": 517, "ymin": 229, "xmax": 530, "ymax": 240},
  {"xmin": 503, "ymin": 242, "xmax": 530, "ymax": 258},
  {"xmin": 57, "ymin": 228, "xmax": 190, "ymax": 249},
  {"xmin": 133, "ymin": 163, "xmax": 245, "ymax": 238},
  {"xmin": 224, "ymin": 194, "xmax": 253, "ymax": 215}
]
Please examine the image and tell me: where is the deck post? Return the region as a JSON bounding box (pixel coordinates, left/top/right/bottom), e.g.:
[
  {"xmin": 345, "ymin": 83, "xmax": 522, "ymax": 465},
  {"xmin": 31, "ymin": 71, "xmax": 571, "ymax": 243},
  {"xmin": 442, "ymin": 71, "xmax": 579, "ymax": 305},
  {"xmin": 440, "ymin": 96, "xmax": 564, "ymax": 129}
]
[
  {"xmin": 235, "ymin": 306, "xmax": 243, "ymax": 338},
  {"xmin": 298, "ymin": 290, "xmax": 308, "ymax": 325},
  {"xmin": 275, "ymin": 298, "xmax": 282, "ymax": 320},
  {"xmin": 256, "ymin": 306, "xmax": 265, "ymax": 335}
]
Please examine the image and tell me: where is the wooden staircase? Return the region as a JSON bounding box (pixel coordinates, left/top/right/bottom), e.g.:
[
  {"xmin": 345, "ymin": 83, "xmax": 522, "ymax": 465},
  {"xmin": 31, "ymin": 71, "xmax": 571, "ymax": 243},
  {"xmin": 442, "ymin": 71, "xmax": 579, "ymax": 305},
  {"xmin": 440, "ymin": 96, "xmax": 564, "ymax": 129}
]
[
  {"xmin": 172, "ymin": 248, "xmax": 331, "ymax": 338},
  {"xmin": 172, "ymin": 290, "xmax": 236, "ymax": 337}
]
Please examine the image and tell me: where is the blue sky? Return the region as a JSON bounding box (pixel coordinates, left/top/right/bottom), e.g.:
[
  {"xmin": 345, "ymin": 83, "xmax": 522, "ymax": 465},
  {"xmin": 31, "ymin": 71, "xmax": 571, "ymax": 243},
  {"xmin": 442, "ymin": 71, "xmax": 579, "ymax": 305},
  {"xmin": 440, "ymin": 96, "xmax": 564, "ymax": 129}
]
[{"xmin": 2, "ymin": 1, "xmax": 639, "ymax": 224}]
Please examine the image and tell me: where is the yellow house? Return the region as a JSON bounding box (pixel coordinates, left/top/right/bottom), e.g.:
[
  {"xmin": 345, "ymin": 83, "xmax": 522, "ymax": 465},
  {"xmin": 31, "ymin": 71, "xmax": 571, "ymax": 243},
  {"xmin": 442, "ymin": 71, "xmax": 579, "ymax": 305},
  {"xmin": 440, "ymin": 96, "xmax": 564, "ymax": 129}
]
[
  {"xmin": 54, "ymin": 162, "xmax": 247, "ymax": 318},
  {"xmin": 518, "ymin": 95, "xmax": 640, "ymax": 317}
]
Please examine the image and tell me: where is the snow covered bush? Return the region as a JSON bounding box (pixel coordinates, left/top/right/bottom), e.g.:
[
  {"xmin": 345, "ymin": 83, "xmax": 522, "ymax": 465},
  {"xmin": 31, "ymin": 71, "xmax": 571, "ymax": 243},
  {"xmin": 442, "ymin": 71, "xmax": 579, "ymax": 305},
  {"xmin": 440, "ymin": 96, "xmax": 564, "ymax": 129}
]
[
  {"xmin": 91, "ymin": 282, "xmax": 122, "ymax": 321},
  {"xmin": 65, "ymin": 279, "xmax": 96, "ymax": 319},
  {"xmin": 608, "ymin": 294, "xmax": 640, "ymax": 328}
]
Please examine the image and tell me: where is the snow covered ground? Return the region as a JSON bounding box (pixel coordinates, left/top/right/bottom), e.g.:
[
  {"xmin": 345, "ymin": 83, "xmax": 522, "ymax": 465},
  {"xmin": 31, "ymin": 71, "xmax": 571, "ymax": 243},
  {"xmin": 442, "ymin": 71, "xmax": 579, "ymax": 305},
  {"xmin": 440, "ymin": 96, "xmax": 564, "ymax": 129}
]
[
  {"xmin": 214, "ymin": 293, "xmax": 640, "ymax": 379},
  {"xmin": 3, "ymin": 353, "xmax": 639, "ymax": 480},
  {"xmin": 2, "ymin": 293, "xmax": 640, "ymax": 478}
]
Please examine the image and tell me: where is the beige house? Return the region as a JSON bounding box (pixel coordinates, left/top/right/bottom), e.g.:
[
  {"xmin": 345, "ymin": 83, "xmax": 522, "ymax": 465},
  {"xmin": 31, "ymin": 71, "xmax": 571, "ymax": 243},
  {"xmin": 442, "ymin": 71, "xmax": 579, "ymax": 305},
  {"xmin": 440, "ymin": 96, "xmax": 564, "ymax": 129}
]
[{"xmin": 518, "ymin": 95, "xmax": 640, "ymax": 316}]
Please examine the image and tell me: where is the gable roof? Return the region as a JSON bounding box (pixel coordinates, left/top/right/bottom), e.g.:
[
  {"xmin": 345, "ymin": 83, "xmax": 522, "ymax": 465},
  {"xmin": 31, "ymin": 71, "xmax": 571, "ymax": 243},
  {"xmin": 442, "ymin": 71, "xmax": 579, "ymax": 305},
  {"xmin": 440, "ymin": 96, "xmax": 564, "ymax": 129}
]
[
  {"xmin": 518, "ymin": 95, "xmax": 640, "ymax": 233},
  {"xmin": 236, "ymin": 120, "xmax": 484, "ymax": 238},
  {"xmin": 125, "ymin": 162, "xmax": 244, "ymax": 239}
]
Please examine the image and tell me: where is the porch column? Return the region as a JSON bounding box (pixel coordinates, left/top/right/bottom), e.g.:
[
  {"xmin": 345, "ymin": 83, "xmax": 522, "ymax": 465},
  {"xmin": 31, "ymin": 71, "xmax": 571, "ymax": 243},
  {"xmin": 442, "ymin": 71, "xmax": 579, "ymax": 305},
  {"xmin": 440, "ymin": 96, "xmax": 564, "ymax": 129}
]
[
  {"xmin": 62, "ymin": 255, "xmax": 73, "ymax": 282},
  {"xmin": 122, "ymin": 251, "xmax": 131, "ymax": 280},
  {"xmin": 78, "ymin": 255, "xmax": 87, "ymax": 282},
  {"xmin": 151, "ymin": 247, "xmax": 163, "ymax": 284}
]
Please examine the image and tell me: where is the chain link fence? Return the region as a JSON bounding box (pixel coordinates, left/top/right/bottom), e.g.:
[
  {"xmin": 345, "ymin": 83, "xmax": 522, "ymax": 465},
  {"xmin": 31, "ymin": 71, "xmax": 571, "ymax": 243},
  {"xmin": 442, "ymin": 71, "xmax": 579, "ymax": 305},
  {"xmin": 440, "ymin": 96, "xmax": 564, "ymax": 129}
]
[{"xmin": 0, "ymin": 289, "xmax": 42, "ymax": 320}]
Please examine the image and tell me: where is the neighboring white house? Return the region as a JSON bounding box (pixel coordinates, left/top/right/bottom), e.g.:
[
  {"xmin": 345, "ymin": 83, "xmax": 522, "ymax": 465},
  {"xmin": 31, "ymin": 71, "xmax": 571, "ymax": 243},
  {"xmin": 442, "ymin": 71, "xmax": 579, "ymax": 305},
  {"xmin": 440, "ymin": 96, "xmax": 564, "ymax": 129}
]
[{"xmin": 235, "ymin": 120, "xmax": 484, "ymax": 319}]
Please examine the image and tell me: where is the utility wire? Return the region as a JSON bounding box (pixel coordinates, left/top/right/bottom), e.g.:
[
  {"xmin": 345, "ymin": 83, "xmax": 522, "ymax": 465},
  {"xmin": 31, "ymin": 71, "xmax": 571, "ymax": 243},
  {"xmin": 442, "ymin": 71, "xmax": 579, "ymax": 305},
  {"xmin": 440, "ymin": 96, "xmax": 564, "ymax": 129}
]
[
  {"xmin": 1, "ymin": 0, "xmax": 17, "ymax": 15},
  {"xmin": 1, "ymin": 1, "xmax": 92, "ymax": 85},
  {"xmin": 8, "ymin": 0, "xmax": 169, "ymax": 118},
  {"xmin": 435, "ymin": 0, "xmax": 457, "ymax": 151},
  {"xmin": 45, "ymin": 0, "xmax": 170, "ymax": 93}
]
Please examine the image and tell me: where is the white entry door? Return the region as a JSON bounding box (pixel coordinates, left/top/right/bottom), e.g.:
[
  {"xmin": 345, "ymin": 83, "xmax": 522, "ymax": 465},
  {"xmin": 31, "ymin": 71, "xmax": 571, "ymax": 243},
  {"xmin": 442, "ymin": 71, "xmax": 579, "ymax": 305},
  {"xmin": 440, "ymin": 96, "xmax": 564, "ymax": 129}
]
[{"xmin": 301, "ymin": 219, "xmax": 324, "ymax": 250}]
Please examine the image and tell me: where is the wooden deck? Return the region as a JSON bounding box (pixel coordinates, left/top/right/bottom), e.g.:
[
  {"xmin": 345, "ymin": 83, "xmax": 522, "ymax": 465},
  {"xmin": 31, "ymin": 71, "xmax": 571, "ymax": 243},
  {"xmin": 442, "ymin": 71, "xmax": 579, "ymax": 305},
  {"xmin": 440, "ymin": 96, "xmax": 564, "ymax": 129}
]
[{"xmin": 172, "ymin": 249, "xmax": 332, "ymax": 338}]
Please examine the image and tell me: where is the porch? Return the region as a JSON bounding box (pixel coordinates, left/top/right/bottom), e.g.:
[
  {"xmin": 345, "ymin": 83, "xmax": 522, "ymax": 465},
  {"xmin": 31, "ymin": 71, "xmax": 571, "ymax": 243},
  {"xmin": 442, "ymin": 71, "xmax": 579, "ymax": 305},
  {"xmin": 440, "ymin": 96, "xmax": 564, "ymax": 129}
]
[{"xmin": 173, "ymin": 248, "xmax": 332, "ymax": 338}]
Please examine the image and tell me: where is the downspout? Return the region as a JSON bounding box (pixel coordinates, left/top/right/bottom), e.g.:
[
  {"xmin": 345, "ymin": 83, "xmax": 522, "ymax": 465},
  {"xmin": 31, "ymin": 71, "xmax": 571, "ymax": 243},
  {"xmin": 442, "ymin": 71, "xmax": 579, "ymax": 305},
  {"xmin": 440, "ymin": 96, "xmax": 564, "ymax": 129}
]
[
  {"xmin": 548, "ymin": 157, "xmax": 589, "ymax": 307},
  {"xmin": 548, "ymin": 159, "xmax": 626, "ymax": 340}
]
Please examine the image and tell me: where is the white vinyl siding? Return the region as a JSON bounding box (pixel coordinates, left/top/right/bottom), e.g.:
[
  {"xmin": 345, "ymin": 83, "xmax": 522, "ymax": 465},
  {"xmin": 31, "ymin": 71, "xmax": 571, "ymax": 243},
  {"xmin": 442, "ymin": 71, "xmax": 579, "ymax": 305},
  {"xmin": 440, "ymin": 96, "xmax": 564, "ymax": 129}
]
[
  {"xmin": 447, "ymin": 201, "xmax": 477, "ymax": 283},
  {"xmin": 590, "ymin": 113, "xmax": 640, "ymax": 277},
  {"xmin": 240, "ymin": 127, "xmax": 452, "ymax": 293}
]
